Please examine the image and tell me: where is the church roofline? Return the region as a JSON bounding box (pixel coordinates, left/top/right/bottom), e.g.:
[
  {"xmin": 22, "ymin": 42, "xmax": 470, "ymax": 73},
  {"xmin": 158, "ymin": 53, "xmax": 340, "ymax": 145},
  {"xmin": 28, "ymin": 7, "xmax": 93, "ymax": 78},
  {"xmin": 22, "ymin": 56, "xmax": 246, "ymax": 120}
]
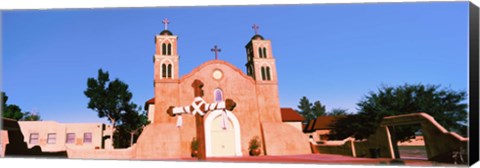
[
  {"xmin": 144, "ymin": 98, "xmax": 155, "ymax": 110},
  {"xmin": 179, "ymin": 60, "xmax": 255, "ymax": 84}
]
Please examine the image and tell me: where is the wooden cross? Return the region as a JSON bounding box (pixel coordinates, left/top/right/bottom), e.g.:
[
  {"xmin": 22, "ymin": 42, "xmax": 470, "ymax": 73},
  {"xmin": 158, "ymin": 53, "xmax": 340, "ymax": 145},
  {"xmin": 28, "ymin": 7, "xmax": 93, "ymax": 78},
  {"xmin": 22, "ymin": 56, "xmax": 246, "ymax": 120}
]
[
  {"xmin": 166, "ymin": 79, "xmax": 236, "ymax": 160},
  {"xmin": 252, "ymin": 24, "xmax": 260, "ymax": 35},
  {"xmin": 211, "ymin": 45, "xmax": 221, "ymax": 60},
  {"xmin": 162, "ymin": 18, "xmax": 170, "ymax": 30}
]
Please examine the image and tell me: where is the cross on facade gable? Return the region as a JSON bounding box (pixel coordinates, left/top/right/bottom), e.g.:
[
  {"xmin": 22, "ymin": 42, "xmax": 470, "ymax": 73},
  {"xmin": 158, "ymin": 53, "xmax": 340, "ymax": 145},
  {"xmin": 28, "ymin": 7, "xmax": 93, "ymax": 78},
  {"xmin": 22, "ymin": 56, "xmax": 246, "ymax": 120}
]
[
  {"xmin": 166, "ymin": 79, "xmax": 237, "ymax": 160},
  {"xmin": 211, "ymin": 45, "xmax": 221, "ymax": 60},
  {"xmin": 162, "ymin": 18, "xmax": 170, "ymax": 30},
  {"xmin": 252, "ymin": 24, "xmax": 260, "ymax": 35}
]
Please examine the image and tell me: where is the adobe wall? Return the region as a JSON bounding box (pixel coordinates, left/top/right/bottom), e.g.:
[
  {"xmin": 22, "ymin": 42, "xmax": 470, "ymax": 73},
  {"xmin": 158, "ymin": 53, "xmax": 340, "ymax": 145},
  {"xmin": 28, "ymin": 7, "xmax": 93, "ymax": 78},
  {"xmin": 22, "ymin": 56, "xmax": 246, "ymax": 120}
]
[
  {"xmin": 134, "ymin": 123, "xmax": 182, "ymax": 159},
  {"xmin": 67, "ymin": 146, "xmax": 135, "ymax": 159},
  {"xmin": 316, "ymin": 141, "xmax": 355, "ymax": 157},
  {"xmin": 255, "ymin": 84, "xmax": 282, "ymax": 123},
  {"xmin": 262, "ymin": 123, "xmax": 310, "ymax": 155},
  {"xmin": 1, "ymin": 130, "xmax": 8, "ymax": 157},
  {"xmin": 153, "ymin": 81, "xmax": 179, "ymax": 124},
  {"xmin": 364, "ymin": 126, "xmax": 395, "ymax": 159},
  {"xmin": 383, "ymin": 113, "xmax": 469, "ymax": 163}
]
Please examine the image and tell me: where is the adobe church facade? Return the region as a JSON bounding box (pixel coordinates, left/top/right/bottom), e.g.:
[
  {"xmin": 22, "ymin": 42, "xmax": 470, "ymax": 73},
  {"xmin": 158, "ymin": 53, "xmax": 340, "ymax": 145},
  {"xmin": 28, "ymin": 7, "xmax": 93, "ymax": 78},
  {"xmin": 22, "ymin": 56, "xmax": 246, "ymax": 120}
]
[{"xmin": 134, "ymin": 21, "xmax": 310, "ymax": 159}]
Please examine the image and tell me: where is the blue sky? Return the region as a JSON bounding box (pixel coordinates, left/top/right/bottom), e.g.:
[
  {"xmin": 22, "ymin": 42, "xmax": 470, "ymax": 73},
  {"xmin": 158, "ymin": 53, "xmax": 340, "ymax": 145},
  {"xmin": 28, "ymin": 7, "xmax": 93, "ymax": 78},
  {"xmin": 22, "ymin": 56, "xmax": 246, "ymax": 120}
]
[{"xmin": 2, "ymin": 2, "xmax": 469, "ymax": 123}]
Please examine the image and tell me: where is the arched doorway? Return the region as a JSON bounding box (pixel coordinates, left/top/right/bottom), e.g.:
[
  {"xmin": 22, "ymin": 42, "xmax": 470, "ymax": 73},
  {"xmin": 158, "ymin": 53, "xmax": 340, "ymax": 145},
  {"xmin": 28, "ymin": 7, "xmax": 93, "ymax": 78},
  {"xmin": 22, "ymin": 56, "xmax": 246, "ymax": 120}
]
[{"xmin": 205, "ymin": 110, "xmax": 242, "ymax": 157}]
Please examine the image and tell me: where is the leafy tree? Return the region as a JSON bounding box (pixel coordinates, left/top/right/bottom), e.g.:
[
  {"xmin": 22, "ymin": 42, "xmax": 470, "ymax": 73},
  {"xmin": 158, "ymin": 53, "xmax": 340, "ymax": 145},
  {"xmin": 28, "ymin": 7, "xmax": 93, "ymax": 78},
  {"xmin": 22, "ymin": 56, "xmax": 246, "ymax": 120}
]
[
  {"xmin": 84, "ymin": 69, "xmax": 134, "ymax": 148},
  {"xmin": 2, "ymin": 92, "xmax": 25, "ymax": 120},
  {"xmin": 4, "ymin": 104, "xmax": 24, "ymax": 120},
  {"xmin": 312, "ymin": 101, "xmax": 326, "ymax": 117},
  {"xmin": 2, "ymin": 92, "xmax": 6, "ymax": 109},
  {"xmin": 327, "ymin": 108, "xmax": 349, "ymax": 116},
  {"xmin": 329, "ymin": 84, "xmax": 468, "ymax": 142},
  {"xmin": 297, "ymin": 96, "xmax": 328, "ymax": 123},
  {"xmin": 119, "ymin": 103, "xmax": 149, "ymax": 147},
  {"xmin": 297, "ymin": 96, "xmax": 313, "ymax": 123},
  {"xmin": 21, "ymin": 112, "xmax": 41, "ymax": 121}
]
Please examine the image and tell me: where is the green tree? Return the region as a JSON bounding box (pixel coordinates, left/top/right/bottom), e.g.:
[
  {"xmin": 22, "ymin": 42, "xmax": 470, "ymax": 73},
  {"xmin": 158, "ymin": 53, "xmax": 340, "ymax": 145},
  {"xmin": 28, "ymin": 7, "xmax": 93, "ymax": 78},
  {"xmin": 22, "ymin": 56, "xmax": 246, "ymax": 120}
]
[
  {"xmin": 297, "ymin": 96, "xmax": 313, "ymax": 123},
  {"xmin": 327, "ymin": 108, "xmax": 349, "ymax": 116},
  {"xmin": 2, "ymin": 92, "xmax": 25, "ymax": 120},
  {"xmin": 297, "ymin": 96, "xmax": 327, "ymax": 123},
  {"xmin": 84, "ymin": 69, "xmax": 134, "ymax": 148},
  {"xmin": 21, "ymin": 112, "xmax": 42, "ymax": 121},
  {"xmin": 312, "ymin": 101, "xmax": 326, "ymax": 117},
  {"xmin": 329, "ymin": 84, "xmax": 468, "ymax": 142},
  {"xmin": 119, "ymin": 103, "xmax": 150, "ymax": 147},
  {"xmin": 2, "ymin": 92, "xmax": 6, "ymax": 110}
]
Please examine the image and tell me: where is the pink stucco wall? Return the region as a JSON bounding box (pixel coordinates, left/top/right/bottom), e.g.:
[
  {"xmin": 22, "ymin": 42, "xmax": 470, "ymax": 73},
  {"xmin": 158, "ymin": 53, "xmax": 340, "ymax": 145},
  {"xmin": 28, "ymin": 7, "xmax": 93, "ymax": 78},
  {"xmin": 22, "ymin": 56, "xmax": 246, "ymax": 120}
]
[{"xmin": 1, "ymin": 130, "xmax": 8, "ymax": 157}]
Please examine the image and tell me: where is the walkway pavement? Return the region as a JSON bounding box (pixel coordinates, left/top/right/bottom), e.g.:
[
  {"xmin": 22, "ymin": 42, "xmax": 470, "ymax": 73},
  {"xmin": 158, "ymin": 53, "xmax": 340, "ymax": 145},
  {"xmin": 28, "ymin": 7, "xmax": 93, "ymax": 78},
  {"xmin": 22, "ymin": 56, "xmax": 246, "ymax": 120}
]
[{"xmin": 179, "ymin": 154, "xmax": 456, "ymax": 166}]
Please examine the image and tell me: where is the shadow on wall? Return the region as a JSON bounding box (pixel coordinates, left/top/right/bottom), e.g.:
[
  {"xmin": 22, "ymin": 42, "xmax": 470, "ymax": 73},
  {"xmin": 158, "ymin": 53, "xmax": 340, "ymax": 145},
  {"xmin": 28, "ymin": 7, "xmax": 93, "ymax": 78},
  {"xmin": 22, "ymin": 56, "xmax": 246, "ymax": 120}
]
[{"xmin": 2, "ymin": 118, "xmax": 67, "ymax": 158}]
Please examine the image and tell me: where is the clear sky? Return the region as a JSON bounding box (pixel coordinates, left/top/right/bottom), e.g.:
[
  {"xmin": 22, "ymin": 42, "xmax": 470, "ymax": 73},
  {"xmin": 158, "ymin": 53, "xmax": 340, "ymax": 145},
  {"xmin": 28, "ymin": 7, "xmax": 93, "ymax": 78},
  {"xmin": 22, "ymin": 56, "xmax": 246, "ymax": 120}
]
[{"xmin": 2, "ymin": 2, "xmax": 469, "ymax": 123}]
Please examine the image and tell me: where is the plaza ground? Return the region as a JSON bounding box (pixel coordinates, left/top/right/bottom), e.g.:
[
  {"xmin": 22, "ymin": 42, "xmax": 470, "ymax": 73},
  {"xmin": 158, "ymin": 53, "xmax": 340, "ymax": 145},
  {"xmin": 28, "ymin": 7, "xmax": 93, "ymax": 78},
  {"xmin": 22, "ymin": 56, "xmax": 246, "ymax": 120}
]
[
  {"xmin": 176, "ymin": 153, "xmax": 457, "ymax": 166},
  {"xmin": 399, "ymin": 146, "xmax": 428, "ymax": 160},
  {"xmin": 4, "ymin": 153, "xmax": 460, "ymax": 166}
]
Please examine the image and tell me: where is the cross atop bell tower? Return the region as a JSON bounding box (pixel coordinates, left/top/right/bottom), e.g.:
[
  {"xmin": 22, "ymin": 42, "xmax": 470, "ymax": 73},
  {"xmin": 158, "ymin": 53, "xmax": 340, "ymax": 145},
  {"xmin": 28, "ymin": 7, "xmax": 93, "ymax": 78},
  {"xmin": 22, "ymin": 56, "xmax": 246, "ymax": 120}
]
[
  {"xmin": 252, "ymin": 24, "xmax": 260, "ymax": 35},
  {"xmin": 162, "ymin": 18, "xmax": 170, "ymax": 30}
]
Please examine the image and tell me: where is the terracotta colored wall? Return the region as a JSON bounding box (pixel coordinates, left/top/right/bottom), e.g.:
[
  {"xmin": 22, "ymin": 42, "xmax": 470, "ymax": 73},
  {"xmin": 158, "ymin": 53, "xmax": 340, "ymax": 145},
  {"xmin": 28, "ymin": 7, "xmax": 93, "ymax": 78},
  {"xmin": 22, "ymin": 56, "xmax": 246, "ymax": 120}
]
[
  {"xmin": 1, "ymin": 130, "xmax": 8, "ymax": 157},
  {"xmin": 154, "ymin": 82, "xmax": 179, "ymax": 123},
  {"xmin": 67, "ymin": 146, "xmax": 134, "ymax": 159},
  {"xmin": 255, "ymin": 84, "xmax": 282, "ymax": 123},
  {"xmin": 261, "ymin": 122, "xmax": 311, "ymax": 155},
  {"xmin": 134, "ymin": 123, "xmax": 183, "ymax": 158}
]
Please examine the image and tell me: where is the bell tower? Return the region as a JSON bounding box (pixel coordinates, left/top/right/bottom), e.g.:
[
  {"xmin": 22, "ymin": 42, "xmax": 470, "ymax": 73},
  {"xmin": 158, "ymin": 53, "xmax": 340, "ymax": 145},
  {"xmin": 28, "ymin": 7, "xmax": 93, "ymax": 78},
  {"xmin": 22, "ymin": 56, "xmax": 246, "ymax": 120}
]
[
  {"xmin": 245, "ymin": 24, "xmax": 277, "ymax": 83},
  {"xmin": 245, "ymin": 24, "xmax": 281, "ymax": 123},
  {"xmin": 153, "ymin": 18, "xmax": 180, "ymax": 123},
  {"xmin": 154, "ymin": 18, "xmax": 179, "ymax": 81}
]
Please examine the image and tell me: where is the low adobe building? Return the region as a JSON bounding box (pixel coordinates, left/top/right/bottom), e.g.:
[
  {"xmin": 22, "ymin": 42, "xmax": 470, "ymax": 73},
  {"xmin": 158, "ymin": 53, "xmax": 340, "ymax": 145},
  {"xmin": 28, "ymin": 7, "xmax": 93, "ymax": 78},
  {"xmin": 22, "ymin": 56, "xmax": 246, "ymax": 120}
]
[
  {"xmin": 1, "ymin": 118, "xmax": 113, "ymax": 157},
  {"xmin": 17, "ymin": 121, "xmax": 113, "ymax": 152},
  {"xmin": 280, "ymin": 108, "xmax": 305, "ymax": 131},
  {"xmin": 303, "ymin": 116, "xmax": 339, "ymax": 143}
]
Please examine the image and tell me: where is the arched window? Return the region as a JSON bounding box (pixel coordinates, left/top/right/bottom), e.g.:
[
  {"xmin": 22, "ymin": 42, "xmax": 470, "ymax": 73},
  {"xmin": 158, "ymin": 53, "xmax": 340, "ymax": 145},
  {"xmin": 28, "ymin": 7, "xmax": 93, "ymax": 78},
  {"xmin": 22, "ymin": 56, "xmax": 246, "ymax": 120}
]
[
  {"xmin": 261, "ymin": 67, "xmax": 266, "ymax": 81},
  {"xmin": 258, "ymin": 48, "xmax": 263, "ymax": 58},
  {"xmin": 214, "ymin": 89, "xmax": 223, "ymax": 102},
  {"xmin": 266, "ymin": 67, "xmax": 271, "ymax": 80},
  {"xmin": 167, "ymin": 43, "xmax": 172, "ymax": 55},
  {"xmin": 162, "ymin": 64, "xmax": 167, "ymax": 78},
  {"xmin": 262, "ymin": 48, "xmax": 267, "ymax": 58},
  {"xmin": 167, "ymin": 64, "xmax": 172, "ymax": 78},
  {"xmin": 162, "ymin": 43, "xmax": 167, "ymax": 55}
]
